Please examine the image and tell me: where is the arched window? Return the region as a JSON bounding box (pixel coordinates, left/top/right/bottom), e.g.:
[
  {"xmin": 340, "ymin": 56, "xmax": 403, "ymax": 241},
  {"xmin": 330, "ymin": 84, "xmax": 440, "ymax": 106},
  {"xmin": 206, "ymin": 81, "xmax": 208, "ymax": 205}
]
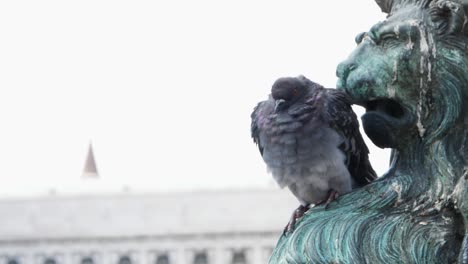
[
  {"xmin": 81, "ymin": 257, "xmax": 94, "ymax": 264},
  {"xmin": 118, "ymin": 256, "xmax": 131, "ymax": 264},
  {"xmin": 193, "ymin": 252, "xmax": 208, "ymax": 264},
  {"xmin": 44, "ymin": 258, "xmax": 56, "ymax": 264},
  {"xmin": 232, "ymin": 250, "xmax": 247, "ymax": 264},
  {"xmin": 155, "ymin": 254, "xmax": 169, "ymax": 264},
  {"xmin": 7, "ymin": 259, "xmax": 19, "ymax": 264}
]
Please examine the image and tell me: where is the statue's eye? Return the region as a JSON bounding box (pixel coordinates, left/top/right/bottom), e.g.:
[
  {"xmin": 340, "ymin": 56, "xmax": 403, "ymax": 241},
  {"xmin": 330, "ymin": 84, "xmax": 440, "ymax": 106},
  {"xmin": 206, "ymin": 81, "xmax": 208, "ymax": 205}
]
[
  {"xmin": 381, "ymin": 33, "xmax": 398, "ymax": 41},
  {"xmin": 379, "ymin": 33, "xmax": 399, "ymax": 48}
]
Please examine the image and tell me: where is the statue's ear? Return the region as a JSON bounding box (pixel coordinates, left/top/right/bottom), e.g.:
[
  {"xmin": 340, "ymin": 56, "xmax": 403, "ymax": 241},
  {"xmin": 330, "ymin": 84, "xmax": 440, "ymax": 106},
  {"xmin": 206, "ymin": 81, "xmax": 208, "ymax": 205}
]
[
  {"xmin": 429, "ymin": 0, "xmax": 466, "ymax": 36},
  {"xmin": 375, "ymin": 0, "xmax": 395, "ymax": 13}
]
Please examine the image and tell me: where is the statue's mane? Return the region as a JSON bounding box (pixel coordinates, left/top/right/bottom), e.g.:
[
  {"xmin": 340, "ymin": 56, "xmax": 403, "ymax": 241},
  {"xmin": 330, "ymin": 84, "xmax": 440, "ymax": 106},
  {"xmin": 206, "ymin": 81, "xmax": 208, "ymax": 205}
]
[
  {"xmin": 375, "ymin": 0, "xmax": 468, "ymax": 14},
  {"xmin": 378, "ymin": 0, "xmax": 468, "ymax": 206},
  {"xmin": 389, "ymin": 0, "xmax": 468, "ymax": 142},
  {"xmin": 376, "ymin": 0, "xmax": 431, "ymax": 13}
]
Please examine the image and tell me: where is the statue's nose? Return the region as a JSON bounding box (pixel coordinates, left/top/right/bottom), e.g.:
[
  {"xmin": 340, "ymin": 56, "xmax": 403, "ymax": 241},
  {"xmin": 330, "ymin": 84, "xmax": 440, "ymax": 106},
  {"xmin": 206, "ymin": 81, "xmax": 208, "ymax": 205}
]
[
  {"xmin": 336, "ymin": 61, "xmax": 356, "ymax": 81},
  {"xmin": 336, "ymin": 61, "xmax": 357, "ymax": 90}
]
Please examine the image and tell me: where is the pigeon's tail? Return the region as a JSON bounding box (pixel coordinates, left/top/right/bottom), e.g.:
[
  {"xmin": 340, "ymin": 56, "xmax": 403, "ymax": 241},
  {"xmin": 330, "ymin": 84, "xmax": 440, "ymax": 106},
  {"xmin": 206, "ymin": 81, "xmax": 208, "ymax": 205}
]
[{"xmin": 351, "ymin": 154, "xmax": 378, "ymax": 187}]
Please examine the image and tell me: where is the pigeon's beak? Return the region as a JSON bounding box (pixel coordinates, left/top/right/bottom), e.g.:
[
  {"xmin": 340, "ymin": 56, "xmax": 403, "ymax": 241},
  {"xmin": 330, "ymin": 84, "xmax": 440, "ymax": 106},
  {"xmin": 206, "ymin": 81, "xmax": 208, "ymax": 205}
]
[{"xmin": 275, "ymin": 99, "xmax": 286, "ymax": 113}]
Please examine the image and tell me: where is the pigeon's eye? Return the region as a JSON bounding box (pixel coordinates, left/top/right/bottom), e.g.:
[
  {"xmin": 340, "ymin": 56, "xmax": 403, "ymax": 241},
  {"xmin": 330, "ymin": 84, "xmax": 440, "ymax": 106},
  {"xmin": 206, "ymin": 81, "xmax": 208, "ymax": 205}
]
[{"xmin": 293, "ymin": 89, "xmax": 298, "ymax": 95}]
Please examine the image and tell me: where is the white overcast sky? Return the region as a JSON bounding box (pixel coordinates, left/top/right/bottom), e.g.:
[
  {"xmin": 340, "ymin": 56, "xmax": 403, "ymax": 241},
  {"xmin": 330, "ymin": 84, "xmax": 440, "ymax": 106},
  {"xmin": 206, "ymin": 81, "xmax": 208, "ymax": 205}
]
[{"xmin": 0, "ymin": 0, "xmax": 388, "ymax": 198}]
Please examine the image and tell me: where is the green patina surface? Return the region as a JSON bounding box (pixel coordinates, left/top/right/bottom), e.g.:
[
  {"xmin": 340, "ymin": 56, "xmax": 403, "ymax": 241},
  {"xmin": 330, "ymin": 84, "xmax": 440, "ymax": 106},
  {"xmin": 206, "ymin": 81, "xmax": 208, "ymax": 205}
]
[{"xmin": 269, "ymin": 0, "xmax": 468, "ymax": 263}]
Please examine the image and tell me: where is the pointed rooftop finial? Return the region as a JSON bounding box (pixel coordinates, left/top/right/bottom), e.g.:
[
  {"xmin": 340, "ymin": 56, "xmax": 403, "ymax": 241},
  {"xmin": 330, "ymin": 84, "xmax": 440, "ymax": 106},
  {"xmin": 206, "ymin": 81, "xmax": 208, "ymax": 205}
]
[{"xmin": 82, "ymin": 142, "xmax": 99, "ymax": 178}]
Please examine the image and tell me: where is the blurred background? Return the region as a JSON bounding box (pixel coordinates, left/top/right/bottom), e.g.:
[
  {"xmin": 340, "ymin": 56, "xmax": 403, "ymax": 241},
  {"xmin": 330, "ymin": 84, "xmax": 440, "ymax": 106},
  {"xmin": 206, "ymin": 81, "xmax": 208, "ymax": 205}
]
[{"xmin": 0, "ymin": 0, "xmax": 387, "ymax": 263}]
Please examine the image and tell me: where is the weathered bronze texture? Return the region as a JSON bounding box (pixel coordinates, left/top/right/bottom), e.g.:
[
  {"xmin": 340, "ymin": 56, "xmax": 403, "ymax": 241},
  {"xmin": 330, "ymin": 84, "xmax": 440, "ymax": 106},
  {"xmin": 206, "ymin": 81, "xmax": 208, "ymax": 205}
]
[{"xmin": 269, "ymin": 0, "xmax": 468, "ymax": 263}]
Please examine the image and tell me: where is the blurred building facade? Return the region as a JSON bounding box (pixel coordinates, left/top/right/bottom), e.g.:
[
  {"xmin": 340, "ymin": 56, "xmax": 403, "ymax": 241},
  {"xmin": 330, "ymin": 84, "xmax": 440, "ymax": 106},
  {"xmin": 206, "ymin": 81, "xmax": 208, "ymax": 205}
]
[{"xmin": 0, "ymin": 189, "xmax": 296, "ymax": 264}]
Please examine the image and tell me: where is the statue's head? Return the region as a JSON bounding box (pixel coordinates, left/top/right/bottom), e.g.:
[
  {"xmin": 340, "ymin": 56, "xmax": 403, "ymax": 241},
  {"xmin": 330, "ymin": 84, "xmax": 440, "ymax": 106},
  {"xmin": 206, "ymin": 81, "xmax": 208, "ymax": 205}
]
[{"xmin": 337, "ymin": 0, "xmax": 468, "ymax": 149}]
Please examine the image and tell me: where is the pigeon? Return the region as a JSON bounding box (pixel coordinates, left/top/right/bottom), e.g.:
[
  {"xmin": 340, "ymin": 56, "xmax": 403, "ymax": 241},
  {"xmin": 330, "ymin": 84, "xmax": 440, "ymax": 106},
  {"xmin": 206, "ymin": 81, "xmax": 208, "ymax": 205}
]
[{"xmin": 251, "ymin": 75, "xmax": 377, "ymax": 232}]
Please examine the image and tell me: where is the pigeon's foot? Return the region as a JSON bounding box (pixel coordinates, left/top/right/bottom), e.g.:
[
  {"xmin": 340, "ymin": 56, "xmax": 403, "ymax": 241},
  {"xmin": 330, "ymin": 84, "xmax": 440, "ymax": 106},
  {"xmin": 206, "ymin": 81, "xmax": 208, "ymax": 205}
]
[
  {"xmin": 283, "ymin": 190, "xmax": 340, "ymax": 234},
  {"xmin": 311, "ymin": 189, "xmax": 340, "ymax": 209},
  {"xmin": 284, "ymin": 204, "xmax": 310, "ymax": 234},
  {"xmin": 323, "ymin": 189, "xmax": 339, "ymax": 209}
]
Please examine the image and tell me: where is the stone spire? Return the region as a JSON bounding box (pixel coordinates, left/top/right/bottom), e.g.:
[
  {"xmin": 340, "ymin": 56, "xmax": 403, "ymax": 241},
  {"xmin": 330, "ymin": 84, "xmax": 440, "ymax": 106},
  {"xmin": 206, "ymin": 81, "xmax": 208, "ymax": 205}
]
[{"xmin": 82, "ymin": 143, "xmax": 99, "ymax": 178}]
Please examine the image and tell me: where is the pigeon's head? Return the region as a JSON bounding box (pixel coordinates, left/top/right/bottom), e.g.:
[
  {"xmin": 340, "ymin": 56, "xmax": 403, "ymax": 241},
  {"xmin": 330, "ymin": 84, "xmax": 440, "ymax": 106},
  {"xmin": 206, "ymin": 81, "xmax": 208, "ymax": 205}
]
[{"xmin": 271, "ymin": 76, "xmax": 316, "ymax": 112}]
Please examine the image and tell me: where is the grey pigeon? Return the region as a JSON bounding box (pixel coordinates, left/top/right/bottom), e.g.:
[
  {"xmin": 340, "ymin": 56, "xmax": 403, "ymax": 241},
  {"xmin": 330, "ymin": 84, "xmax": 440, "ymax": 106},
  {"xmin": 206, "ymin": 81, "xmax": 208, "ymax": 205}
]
[{"xmin": 251, "ymin": 75, "xmax": 377, "ymax": 231}]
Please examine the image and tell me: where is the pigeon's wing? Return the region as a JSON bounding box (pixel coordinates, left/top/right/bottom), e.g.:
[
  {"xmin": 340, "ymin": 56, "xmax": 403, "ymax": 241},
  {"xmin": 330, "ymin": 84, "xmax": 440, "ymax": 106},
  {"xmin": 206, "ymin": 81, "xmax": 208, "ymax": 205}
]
[
  {"xmin": 251, "ymin": 99, "xmax": 274, "ymax": 156},
  {"xmin": 324, "ymin": 89, "xmax": 377, "ymax": 186}
]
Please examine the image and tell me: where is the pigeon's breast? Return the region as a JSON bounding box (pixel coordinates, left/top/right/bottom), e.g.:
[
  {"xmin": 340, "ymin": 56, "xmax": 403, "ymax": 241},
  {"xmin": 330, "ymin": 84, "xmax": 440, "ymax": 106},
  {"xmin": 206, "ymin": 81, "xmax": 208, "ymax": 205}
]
[{"xmin": 260, "ymin": 113, "xmax": 346, "ymax": 188}]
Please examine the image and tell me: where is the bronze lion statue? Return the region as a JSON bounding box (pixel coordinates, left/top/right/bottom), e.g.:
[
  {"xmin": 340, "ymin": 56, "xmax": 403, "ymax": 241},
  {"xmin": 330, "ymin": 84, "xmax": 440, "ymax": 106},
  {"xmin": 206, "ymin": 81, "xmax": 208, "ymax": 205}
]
[{"xmin": 269, "ymin": 0, "xmax": 468, "ymax": 263}]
